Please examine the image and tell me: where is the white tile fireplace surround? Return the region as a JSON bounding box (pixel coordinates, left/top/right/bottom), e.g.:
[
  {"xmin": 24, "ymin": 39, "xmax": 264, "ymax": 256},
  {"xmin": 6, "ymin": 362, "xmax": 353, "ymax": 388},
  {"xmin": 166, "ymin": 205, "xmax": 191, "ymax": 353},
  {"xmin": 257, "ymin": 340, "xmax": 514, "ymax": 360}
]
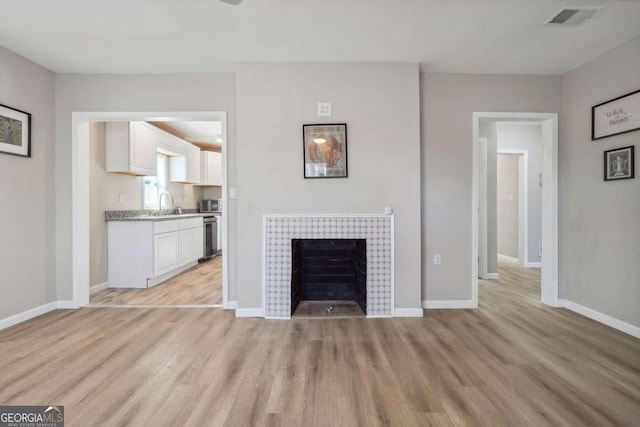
[{"xmin": 263, "ymin": 214, "xmax": 394, "ymax": 318}]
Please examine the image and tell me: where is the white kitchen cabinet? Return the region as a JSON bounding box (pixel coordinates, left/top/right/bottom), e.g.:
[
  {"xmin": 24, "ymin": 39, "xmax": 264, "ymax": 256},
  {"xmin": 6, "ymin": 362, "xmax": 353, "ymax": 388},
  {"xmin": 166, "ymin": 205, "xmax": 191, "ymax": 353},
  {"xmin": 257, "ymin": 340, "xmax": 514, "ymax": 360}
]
[
  {"xmin": 106, "ymin": 121, "xmax": 158, "ymax": 176},
  {"xmin": 179, "ymin": 227, "xmax": 204, "ymax": 266},
  {"xmin": 154, "ymin": 231, "xmax": 180, "ymax": 276},
  {"xmin": 157, "ymin": 131, "xmax": 185, "ymax": 156},
  {"xmin": 169, "ymin": 143, "xmax": 201, "ymax": 184},
  {"xmin": 108, "ymin": 217, "xmax": 204, "ymax": 288},
  {"xmin": 198, "ymin": 151, "xmax": 222, "ymax": 186}
]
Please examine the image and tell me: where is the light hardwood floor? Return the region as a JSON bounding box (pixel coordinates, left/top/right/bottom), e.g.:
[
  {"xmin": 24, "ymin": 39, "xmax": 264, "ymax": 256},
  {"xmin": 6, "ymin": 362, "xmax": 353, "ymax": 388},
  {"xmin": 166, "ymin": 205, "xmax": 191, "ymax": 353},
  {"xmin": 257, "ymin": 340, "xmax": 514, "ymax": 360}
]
[
  {"xmin": 1, "ymin": 261, "xmax": 639, "ymax": 426},
  {"xmin": 90, "ymin": 256, "xmax": 222, "ymax": 306}
]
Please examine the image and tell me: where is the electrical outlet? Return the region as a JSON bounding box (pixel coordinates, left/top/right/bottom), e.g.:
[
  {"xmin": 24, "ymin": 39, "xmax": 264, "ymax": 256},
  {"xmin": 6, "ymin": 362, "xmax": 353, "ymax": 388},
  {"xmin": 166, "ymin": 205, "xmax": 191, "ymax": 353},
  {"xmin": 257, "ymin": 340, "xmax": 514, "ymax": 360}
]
[
  {"xmin": 229, "ymin": 188, "xmax": 239, "ymax": 199},
  {"xmin": 317, "ymin": 102, "xmax": 332, "ymax": 117},
  {"xmin": 434, "ymin": 254, "xmax": 441, "ymax": 265}
]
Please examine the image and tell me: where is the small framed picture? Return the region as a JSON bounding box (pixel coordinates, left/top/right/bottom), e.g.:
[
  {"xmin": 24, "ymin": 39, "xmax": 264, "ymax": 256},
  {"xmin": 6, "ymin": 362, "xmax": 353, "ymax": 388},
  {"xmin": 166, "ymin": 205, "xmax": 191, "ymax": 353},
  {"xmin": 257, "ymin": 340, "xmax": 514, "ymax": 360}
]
[
  {"xmin": 604, "ymin": 146, "xmax": 634, "ymax": 181},
  {"xmin": 302, "ymin": 123, "xmax": 348, "ymax": 178},
  {"xmin": 0, "ymin": 104, "xmax": 31, "ymax": 158}
]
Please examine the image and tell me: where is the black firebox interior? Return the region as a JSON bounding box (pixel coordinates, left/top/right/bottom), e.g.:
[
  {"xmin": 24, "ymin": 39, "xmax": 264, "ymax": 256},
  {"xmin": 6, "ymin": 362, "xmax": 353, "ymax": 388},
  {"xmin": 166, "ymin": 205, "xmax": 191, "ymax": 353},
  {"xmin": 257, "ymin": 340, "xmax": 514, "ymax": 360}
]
[{"xmin": 291, "ymin": 239, "xmax": 366, "ymax": 315}]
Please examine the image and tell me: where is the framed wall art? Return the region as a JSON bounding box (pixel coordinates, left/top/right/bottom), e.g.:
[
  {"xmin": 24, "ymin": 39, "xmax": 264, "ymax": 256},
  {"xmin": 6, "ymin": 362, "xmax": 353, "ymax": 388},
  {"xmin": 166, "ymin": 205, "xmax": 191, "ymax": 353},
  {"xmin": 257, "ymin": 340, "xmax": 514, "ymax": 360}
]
[
  {"xmin": 592, "ymin": 89, "xmax": 640, "ymax": 141},
  {"xmin": 302, "ymin": 123, "xmax": 348, "ymax": 178},
  {"xmin": 0, "ymin": 104, "xmax": 31, "ymax": 158},
  {"xmin": 604, "ymin": 145, "xmax": 634, "ymax": 181}
]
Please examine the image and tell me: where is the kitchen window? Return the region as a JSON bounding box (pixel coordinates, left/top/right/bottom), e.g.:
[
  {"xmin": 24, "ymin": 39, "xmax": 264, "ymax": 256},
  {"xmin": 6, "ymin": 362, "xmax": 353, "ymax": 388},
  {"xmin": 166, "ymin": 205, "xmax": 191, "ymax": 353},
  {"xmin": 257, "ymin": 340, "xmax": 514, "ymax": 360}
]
[{"xmin": 142, "ymin": 155, "xmax": 168, "ymax": 209}]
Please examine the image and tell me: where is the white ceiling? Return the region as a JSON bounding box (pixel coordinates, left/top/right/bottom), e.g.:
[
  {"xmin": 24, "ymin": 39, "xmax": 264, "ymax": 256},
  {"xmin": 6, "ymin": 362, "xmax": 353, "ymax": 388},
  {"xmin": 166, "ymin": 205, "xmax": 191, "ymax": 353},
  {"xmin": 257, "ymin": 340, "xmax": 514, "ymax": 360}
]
[{"xmin": 1, "ymin": 0, "xmax": 639, "ymax": 75}]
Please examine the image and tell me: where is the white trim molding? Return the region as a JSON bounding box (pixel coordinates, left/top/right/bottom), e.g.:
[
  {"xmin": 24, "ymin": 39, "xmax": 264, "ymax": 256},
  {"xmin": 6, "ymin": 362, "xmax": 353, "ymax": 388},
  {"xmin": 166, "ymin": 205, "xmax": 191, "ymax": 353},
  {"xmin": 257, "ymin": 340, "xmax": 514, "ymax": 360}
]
[
  {"xmin": 0, "ymin": 301, "xmax": 78, "ymax": 331},
  {"xmin": 394, "ymin": 308, "xmax": 424, "ymax": 317},
  {"xmin": 559, "ymin": 299, "xmax": 640, "ymax": 339},
  {"xmin": 525, "ymin": 262, "xmax": 542, "ymax": 268},
  {"xmin": 226, "ymin": 300, "xmax": 238, "ymax": 310},
  {"xmin": 90, "ymin": 282, "xmax": 109, "ymax": 294},
  {"xmin": 422, "ymin": 300, "xmax": 476, "ymax": 309},
  {"xmin": 56, "ymin": 300, "xmax": 78, "ymax": 309},
  {"xmin": 498, "ymin": 254, "xmax": 519, "ymax": 264},
  {"xmin": 235, "ymin": 308, "xmax": 265, "ymax": 318},
  {"xmin": 84, "ymin": 304, "xmax": 223, "ymax": 308},
  {"xmin": 0, "ymin": 302, "xmax": 58, "ymax": 331},
  {"xmin": 484, "ymin": 273, "xmax": 499, "ymax": 280}
]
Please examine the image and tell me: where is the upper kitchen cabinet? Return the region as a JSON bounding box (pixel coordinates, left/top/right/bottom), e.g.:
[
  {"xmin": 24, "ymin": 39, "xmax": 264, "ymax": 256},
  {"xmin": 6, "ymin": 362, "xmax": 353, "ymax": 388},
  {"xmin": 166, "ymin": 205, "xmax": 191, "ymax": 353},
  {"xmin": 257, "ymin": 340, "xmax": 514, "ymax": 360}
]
[
  {"xmin": 169, "ymin": 142, "xmax": 201, "ymax": 184},
  {"xmin": 157, "ymin": 131, "xmax": 185, "ymax": 157},
  {"xmin": 198, "ymin": 151, "xmax": 222, "ymax": 186},
  {"xmin": 106, "ymin": 122, "xmax": 158, "ymax": 176}
]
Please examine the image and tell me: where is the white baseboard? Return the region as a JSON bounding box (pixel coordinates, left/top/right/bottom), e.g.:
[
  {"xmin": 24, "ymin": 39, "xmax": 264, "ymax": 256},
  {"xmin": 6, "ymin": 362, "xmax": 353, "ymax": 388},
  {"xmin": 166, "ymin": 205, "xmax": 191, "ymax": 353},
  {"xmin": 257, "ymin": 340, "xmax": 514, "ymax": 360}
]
[
  {"xmin": 559, "ymin": 299, "xmax": 640, "ymax": 339},
  {"xmin": 394, "ymin": 308, "xmax": 424, "ymax": 317},
  {"xmin": 485, "ymin": 273, "xmax": 499, "ymax": 280},
  {"xmin": 235, "ymin": 308, "xmax": 265, "ymax": 318},
  {"xmin": 225, "ymin": 300, "xmax": 238, "ymax": 310},
  {"xmin": 498, "ymin": 254, "xmax": 519, "ymax": 263},
  {"xmin": 422, "ymin": 300, "xmax": 476, "ymax": 309},
  {"xmin": 90, "ymin": 281, "xmax": 108, "ymax": 294},
  {"xmin": 0, "ymin": 302, "xmax": 58, "ymax": 331},
  {"xmin": 56, "ymin": 300, "xmax": 78, "ymax": 309},
  {"xmin": 525, "ymin": 262, "xmax": 542, "ymax": 268}
]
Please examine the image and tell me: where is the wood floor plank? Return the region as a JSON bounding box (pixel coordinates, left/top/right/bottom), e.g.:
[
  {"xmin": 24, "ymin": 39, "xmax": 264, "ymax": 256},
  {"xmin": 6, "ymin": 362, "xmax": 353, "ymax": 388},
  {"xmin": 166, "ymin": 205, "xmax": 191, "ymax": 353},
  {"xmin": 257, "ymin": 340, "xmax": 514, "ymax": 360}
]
[
  {"xmin": 0, "ymin": 260, "xmax": 639, "ymax": 426},
  {"xmin": 90, "ymin": 256, "xmax": 222, "ymax": 305}
]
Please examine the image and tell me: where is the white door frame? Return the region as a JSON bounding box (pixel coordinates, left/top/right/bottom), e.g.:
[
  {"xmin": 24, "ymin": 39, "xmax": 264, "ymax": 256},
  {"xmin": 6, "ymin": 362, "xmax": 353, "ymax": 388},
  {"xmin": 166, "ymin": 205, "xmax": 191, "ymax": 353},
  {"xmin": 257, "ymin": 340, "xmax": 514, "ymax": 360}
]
[
  {"xmin": 71, "ymin": 111, "xmax": 230, "ymax": 308},
  {"xmin": 472, "ymin": 112, "xmax": 558, "ymax": 307},
  {"xmin": 496, "ymin": 149, "xmax": 528, "ymax": 268},
  {"xmin": 477, "ymin": 138, "xmax": 489, "ymax": 279}
]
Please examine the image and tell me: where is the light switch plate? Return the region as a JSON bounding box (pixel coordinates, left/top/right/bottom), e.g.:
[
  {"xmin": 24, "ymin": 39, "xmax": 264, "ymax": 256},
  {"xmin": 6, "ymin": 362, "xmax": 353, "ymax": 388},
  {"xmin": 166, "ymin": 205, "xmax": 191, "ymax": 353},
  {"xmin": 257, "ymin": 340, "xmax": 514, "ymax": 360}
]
[
  {"xmin": 229, "ymin": 188, "xmax": 239, "ymax": 199},
  {"xmin": 119, "ymin": 193, "xmax": 125, "ymax": 203},
  {"xmin": 317, "ymin": 103, "xmax": 332, "ymax": 117}
]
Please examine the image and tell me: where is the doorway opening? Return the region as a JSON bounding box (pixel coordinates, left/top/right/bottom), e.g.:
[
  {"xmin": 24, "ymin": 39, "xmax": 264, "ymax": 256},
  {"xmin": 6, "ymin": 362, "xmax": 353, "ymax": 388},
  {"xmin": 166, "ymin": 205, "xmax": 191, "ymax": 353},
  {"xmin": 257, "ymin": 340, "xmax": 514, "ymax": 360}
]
[
  {"xmin": 71, "ymin": 112, "xmax": 230, "ymax": 309},
  {"xmin": 473, "ymin": 113, "xmax": 558, "ymax": 307}
]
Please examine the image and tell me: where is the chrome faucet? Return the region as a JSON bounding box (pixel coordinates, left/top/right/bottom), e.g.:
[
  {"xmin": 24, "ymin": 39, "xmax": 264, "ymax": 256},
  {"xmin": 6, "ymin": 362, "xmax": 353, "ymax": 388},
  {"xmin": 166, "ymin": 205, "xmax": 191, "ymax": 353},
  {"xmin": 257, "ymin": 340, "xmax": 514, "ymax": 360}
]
[{"xmin": 157, "ymin": 192, "xmax": 174, "ymax": 216}]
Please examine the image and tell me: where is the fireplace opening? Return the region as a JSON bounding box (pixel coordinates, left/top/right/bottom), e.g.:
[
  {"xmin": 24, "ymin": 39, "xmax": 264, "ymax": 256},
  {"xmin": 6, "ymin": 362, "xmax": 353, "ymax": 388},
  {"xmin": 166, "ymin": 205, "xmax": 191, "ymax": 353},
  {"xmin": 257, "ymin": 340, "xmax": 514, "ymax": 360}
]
[{"xmin": 291, "ymin": 239, "xmax": 366, "ymax": 316}]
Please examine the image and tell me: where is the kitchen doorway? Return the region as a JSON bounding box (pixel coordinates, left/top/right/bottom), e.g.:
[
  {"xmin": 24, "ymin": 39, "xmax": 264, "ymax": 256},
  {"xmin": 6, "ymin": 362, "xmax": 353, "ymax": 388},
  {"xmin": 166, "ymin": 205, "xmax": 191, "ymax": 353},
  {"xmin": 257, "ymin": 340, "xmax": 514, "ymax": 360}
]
[{"xmin": 70, "ymin": 112, "xmax": 230, "ymax": 309}]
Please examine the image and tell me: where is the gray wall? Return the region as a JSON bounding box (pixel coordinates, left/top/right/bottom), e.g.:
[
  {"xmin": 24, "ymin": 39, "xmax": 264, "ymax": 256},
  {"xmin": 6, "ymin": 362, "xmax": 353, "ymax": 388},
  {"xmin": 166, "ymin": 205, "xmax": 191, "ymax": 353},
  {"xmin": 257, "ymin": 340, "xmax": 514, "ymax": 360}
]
[
  {"xmin": 421, "ymin": 73, "xmax": 562, "ymax": 301},
  {"xmin": 236, "ymin": 63, "xmax": 422, "ymax": 309},
  {"xmin": 5, "ymin": 38, "xmax": 637, "ymax": 327},
  {"xmin": 0, "ymin": 46, "xmax": 56, "ymax": 318},
  {"xmin": 497, "ymin": 154, "xmax": 519, "ymax": 258},
  {"xmin": 561, "ymin": 35, "xmax": 640, "ymax": 327},
  {"xmin": 54, "ymin": 73, "xmax": 238, "ymax": 301},
  {"xmin": 497, "ymin": 123, "xmax": 543, "ymax": 264}
]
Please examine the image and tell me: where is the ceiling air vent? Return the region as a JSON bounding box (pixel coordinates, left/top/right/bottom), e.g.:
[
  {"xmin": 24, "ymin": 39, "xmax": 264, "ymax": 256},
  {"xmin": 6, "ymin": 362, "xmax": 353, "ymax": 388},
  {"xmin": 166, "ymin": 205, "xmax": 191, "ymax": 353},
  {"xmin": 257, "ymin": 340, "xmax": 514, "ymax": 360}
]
[{"xmin": 544, "ymin": 8, "xmax": 599, "ymax": 26}]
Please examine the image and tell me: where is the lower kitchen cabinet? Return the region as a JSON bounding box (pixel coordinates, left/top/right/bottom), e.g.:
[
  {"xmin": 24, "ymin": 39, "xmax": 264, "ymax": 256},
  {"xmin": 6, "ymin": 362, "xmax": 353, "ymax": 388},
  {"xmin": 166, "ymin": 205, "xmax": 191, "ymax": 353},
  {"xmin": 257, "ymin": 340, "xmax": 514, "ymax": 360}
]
[
  {"xmin": 108, "ymin": 217, "xmax": 204, "ymax": 288},
  {"xmin": 179, "ymin": 227, "xmax": 204, "ymax": 266},
  {"xmin": 154, "ymin": 231, "xmax": 179, "ymax": 277}
]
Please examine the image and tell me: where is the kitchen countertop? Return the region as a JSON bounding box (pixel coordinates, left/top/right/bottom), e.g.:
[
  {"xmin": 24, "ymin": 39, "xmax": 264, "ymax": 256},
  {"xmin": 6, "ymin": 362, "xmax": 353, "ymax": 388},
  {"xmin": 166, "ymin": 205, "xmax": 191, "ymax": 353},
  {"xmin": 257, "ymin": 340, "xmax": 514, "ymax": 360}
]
[{"xmin": 105, "ymin": 211, "xmax": 222, "ymax": 222}]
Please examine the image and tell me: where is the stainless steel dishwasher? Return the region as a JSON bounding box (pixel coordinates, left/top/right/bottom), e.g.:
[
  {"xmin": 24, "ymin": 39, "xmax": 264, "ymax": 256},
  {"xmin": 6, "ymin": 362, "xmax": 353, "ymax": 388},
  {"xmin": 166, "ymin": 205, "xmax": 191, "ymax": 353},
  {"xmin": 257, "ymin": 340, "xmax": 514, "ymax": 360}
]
[{"xmin": 202, "ymin": 215, "xmax": 218, "ymax": 259}]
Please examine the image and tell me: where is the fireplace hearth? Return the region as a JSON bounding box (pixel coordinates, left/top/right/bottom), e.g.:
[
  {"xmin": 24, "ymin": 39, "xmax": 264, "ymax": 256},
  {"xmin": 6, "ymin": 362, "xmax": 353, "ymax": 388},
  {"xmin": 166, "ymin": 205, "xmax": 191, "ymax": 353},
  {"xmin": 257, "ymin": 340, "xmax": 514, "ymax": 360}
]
[{"xmin": 291, "ymin": 239, "xmax": 366, "ymax": 315}]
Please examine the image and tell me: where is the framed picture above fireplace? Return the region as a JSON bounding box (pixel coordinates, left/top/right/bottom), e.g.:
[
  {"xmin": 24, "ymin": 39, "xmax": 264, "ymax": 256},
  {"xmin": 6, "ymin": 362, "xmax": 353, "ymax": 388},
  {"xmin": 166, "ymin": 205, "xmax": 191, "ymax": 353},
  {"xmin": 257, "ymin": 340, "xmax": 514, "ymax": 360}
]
[{"xmin": 302, "ymin": 123, "xmax": 348, "ymax": 178}]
